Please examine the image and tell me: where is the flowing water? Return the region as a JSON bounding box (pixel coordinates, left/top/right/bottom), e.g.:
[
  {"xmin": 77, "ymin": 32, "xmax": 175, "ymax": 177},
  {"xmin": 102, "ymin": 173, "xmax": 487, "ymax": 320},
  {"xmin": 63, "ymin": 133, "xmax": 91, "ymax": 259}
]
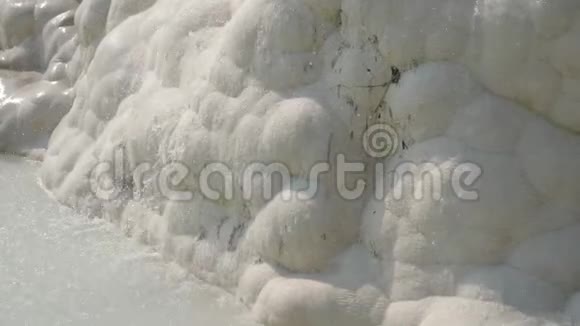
[{"xmin": 0, "ymin": 155, "xmax": 257, "ymax": 326}]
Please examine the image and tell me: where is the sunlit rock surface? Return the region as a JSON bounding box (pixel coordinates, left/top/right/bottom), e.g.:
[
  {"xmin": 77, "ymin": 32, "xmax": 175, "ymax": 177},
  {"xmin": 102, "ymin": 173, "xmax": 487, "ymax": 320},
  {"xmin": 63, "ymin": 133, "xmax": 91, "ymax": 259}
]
[{"xmin": 1, "ymin": 0, "xmax": 580, "ymax": 325}]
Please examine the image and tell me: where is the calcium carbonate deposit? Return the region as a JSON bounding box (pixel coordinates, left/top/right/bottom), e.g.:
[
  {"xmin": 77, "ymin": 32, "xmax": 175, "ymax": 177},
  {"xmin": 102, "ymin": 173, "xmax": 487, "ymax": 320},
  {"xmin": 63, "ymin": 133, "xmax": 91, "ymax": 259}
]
[{"xmin": 1, "ymin": 0, "xmax": 580, "ymax": 325}]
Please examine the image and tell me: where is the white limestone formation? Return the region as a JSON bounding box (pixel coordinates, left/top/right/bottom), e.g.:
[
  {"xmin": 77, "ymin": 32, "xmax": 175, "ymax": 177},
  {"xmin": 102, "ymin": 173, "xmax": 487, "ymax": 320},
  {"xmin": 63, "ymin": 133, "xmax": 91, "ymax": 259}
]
[{"xmin": 1, "ymin": 0, "xmax": 579, "ymax": 325}]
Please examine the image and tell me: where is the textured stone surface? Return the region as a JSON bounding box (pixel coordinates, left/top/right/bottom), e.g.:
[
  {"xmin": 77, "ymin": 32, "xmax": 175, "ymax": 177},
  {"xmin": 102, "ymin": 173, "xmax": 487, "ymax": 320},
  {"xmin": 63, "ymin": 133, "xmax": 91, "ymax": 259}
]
[{"xmin": 1, "ymin": 0, "xmax": 580, "ymax": 325}]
